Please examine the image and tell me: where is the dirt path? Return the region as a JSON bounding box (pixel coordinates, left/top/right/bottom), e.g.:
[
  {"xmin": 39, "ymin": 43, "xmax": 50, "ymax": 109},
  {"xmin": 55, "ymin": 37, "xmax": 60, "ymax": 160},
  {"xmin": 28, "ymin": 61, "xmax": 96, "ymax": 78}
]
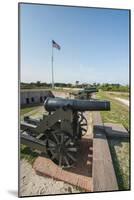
[
  {"xmin": 20, "ymin": 159, "xmax": 81, "ymax": 197},
  {"xmin": 53, "ymin": 91, "xmax": 70, "ymax": 98},
  {"xmin": 114, "ymin": 97, "xmax": 129, "ymax": 106}
]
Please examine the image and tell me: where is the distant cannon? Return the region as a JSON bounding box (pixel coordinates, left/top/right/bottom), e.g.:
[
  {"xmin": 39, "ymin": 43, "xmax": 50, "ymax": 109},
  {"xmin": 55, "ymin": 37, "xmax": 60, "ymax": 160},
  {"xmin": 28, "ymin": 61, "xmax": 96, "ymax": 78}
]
[
  {"xmin": 21, "ymin": 97, "xmax": 110, "ymax": 168},
  {"xmin": 70, "ymin": 87, "xmax": 98, "ymax": 99},
  {"xmin": 84, "ymin": 87, "xmax": 98, "ymax": 93},
  {"xmin": 77, "ymin": 88, "xmax": 98, "ymax": 99}
]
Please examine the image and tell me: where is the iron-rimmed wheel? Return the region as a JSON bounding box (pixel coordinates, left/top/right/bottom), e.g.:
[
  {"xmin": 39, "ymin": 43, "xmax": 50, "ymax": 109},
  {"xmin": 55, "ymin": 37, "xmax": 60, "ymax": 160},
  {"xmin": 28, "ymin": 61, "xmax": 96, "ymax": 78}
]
[
  {"xmin": 47, "ymin": 130, "xmax": 78, "ymax": 168},
  {"xmin": 78, "ymin": 112, "xmax": 88, "ymax": 136}
]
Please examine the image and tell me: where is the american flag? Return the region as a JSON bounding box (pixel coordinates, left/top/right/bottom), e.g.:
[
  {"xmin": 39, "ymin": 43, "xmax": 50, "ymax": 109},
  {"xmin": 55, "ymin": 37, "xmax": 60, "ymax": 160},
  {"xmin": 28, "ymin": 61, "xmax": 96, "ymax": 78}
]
[{"xmin": 52, "ymin": 40, "xmax": 61, "ymax": 50}]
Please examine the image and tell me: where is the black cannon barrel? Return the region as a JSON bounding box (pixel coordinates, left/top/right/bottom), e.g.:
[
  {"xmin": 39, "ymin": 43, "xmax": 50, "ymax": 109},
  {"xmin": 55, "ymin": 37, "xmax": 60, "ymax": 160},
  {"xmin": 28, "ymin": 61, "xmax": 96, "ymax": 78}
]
[
  {"xmin": 44, "ymin": 97, "xmax": 110, "ymax": 112},
  {"xmin": 78, "ymin": 89, "xmax": 98, "ymax": 95},
  {"xmin": 84, "ymin": 88, "xmax": 98, "ymax": 93}
]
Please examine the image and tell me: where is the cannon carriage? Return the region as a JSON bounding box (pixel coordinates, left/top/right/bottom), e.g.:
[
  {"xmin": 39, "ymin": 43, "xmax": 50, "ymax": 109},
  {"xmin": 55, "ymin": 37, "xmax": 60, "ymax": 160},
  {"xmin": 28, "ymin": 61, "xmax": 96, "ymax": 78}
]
[{"xmin": 20, "ymin": 97, "xmax": 110, "ymax": 168}]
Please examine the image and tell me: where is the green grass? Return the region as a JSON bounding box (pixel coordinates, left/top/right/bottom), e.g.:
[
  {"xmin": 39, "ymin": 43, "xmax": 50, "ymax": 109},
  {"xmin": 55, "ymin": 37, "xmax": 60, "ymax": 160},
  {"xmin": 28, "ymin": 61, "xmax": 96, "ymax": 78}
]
[
  {"xmin": 20, "ymin": 106, "xmax": 43, "ymax": 163},
  {"xmin": 97, "ymin": 91, "xmax": 130, "ymax": 190},
  {"xmin": 109, "ymin": 139, "xmax": 130, "ymax": 190},
  {"xmin": 20, "ymin": 144, "xmax": 40, "ymax": 164},
  {"xmin": 20, "ymin": 106, "xmax": 40, "ymax": 116},
  {"xmin": 97, "ymin": 91, "xmax": 129, "ymax": 131}
]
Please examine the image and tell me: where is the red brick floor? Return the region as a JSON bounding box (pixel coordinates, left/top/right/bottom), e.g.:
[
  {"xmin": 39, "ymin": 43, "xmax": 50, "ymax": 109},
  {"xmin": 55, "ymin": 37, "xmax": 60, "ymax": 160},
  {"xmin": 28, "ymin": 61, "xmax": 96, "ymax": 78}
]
[{"xmin": 33, "ymin": 137, "xmax": 93, "ymax": 192}]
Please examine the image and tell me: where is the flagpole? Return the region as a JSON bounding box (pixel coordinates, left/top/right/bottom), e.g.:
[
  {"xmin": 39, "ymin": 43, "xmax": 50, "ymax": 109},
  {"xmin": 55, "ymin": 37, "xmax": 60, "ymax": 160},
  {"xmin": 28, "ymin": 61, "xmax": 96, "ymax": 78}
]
[{"xmin": 51, "ymin": 43, "xmax": 54, "ymax": 89}]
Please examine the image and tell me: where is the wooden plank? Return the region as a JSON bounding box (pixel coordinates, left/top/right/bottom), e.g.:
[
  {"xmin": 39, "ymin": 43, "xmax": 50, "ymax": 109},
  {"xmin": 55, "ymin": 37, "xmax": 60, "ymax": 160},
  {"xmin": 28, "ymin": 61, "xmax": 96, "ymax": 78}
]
[
  {"xmin": 104, "ymin": 123, "xmax": 129, "ymax": 139},
  {"xmin": 92, "ymin": 112, "xmax": 118, "ymax": 191}
]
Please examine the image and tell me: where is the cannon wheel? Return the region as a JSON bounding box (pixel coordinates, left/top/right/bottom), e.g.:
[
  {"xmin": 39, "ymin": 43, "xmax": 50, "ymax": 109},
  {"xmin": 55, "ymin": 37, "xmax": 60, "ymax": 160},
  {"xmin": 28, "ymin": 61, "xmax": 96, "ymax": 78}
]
[
  {"xmin": 78, "ymin": 112, "xmax": 88, "ymax": 136},
  {"xmin": 47, "ymin": 130, "xmax": 78, "ymax": 168}
]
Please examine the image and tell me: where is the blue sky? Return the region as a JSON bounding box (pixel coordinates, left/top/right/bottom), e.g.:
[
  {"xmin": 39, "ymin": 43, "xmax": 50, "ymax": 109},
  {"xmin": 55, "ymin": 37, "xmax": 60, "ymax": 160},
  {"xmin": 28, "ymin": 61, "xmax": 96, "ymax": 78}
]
[{"xmin": 20, "ymin": 3, "xmax": 129, "ymax": 85}]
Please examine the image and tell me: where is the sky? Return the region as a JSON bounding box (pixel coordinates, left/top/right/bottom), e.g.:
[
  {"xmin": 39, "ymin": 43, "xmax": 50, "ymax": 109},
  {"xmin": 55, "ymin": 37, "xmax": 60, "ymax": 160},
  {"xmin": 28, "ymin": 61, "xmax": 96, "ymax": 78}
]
[{"xmin": 20, "ymin": 3, "xmax": 129, "ymax": 85}]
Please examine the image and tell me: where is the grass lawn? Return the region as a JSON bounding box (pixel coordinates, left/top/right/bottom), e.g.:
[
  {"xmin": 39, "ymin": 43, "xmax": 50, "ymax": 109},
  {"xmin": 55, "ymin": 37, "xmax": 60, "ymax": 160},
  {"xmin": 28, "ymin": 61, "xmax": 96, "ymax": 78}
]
[
  {"xmin": 20, "ymin": 144, "xmax": 40, "ymax": 164},
  {"xmin": 97, "ymin": 91, "xmax": 129, "ymax": 131},
  {"xmin": 97, "ymin": 91, "xmax": 130, "ymax": 190},
  {"xmin": 20, "ymin": 106, "xmax": 41, "ymax": 116},
  {"xmin": 20, "ymin": 105, "xmax": 44, "ymax": 164},
  {"xmin": 109, "ymin": 139, "xmax": 130, "ymax": 190}
]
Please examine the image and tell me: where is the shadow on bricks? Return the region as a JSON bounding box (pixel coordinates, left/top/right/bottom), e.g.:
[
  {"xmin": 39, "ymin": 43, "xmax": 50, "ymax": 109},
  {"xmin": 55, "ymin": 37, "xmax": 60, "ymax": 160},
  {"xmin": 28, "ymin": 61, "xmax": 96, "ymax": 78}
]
[{"xmin": 66, "ymin": 138, "xmax": 93, "ymax": 177}]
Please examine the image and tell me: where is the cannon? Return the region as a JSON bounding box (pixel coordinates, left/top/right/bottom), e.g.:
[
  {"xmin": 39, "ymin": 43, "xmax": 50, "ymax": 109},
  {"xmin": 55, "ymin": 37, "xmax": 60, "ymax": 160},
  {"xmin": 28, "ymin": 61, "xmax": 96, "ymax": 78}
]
[
  {"xmin": 21, "ymin": 97, "xmax": 110, "ymax": 168},
  {"xmin": 76, "ymin": 88, "xmax": 98, "ymax": 99},
  {"xmin": 84, "ymin": 87, "xmax": 98, "ymax": 92},
  {"xmin": 69, "ymin": 87, "xmax": 98, "ymax": 100}
]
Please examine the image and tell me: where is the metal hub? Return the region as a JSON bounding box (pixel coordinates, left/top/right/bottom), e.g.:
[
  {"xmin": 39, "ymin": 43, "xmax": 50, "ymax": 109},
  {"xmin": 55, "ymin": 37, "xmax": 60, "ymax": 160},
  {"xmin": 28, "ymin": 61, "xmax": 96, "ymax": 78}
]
[{"xmin": 47, "ymin": 130, "xmax": 78, "ymax": 168}]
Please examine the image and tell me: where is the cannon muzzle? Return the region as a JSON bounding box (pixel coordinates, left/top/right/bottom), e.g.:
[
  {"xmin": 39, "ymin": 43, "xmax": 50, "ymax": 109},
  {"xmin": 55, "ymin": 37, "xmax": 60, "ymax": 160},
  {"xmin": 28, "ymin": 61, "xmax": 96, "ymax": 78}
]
[{"xmin": 44, "ymin": 97, "xmax": 110, "ymax": 112}]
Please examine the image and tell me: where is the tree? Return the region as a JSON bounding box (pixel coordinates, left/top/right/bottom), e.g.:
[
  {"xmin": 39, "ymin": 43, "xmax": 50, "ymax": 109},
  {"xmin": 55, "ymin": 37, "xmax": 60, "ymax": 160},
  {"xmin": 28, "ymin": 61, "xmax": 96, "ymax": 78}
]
[
  {"xmin": 75, "ymin": 81, "xmax": 79, "ymax": 86},
  {"xmin": 36, "ymin": 81, "xmax": 41, "ymax": 87}
]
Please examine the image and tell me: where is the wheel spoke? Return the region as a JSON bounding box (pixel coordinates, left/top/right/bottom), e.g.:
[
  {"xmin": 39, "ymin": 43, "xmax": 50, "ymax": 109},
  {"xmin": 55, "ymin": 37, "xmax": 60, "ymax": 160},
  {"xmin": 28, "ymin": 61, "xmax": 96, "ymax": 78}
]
[
  {"xmin": 81, "ymin": 123, "xmax": 87, "ymax": 126},
  {"xmin": 65, "ymin": 138, "xmax": 72, "ymax": 146},
  {"xmin": 67, "ymin": 147, "xmax": 77, "ymax": 152},
  {"xmin": 67, "ymin": 152, "xmax": 76, "ymax": 162},
  {"xmin": 81, "ymin": 127, "xmax": 87, "ymax": 132},
  {"xmin": 49, "ymin": 149, "xmax": 56, "ymax": 157},
  {"xmin": 60, "ymin": 133, "xmax": 64, "ymax": 144},
  {"xmin": 48, "ymin": 139, "xmax": 56, "ymax": 146},
  {"xmin": 52, "ymin": 132, "xmax": 59, "ymax": 143},
  {"xmin": 64, "ymin": 155, "xmax": 70, "ymax": 166}
]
